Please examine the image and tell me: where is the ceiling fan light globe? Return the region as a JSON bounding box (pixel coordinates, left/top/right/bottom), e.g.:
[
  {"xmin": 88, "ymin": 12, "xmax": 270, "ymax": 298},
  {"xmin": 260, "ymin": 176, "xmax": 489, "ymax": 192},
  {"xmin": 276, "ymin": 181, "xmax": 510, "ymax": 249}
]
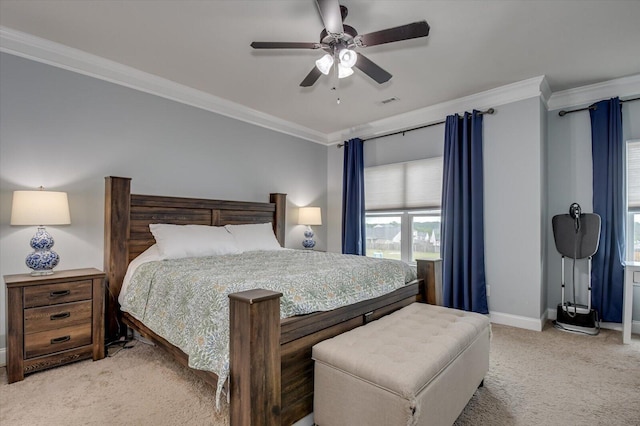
[
  {"xmin": 338, "ymin": 64, "xmax": 354, "ymax": 79},
  {"xmin": 339, "ymin": 48, "xmax": 357, "ymax": 68},
  {"xmin": 315, "ymin": 54, "xmax": 334, "ymax": 75}
]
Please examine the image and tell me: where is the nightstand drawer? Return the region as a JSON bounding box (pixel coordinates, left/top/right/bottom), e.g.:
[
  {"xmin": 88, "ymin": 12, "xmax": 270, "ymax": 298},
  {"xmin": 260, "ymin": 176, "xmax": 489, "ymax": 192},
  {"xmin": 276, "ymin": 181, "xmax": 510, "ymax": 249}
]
[
  {"xmin": 23, "ymin": 280, "xmax": 92, "ymax": 308},
  {"xmin": 24, "ymin": 301, "xmax": 93, "ymax": 334},
  {"xmin": 24, "ymin": 323, "xmax": 92, "ymax": 358}
]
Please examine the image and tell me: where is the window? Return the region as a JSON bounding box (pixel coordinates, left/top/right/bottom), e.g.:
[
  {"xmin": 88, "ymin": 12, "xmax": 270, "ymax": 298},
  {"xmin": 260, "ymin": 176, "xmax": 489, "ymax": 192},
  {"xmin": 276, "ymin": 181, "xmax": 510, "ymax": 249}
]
[
  {"xmin": 364, "ymin": 158, "xmax": 442, "ymax": 263},
  {"xmin": 627, "ymin": 140, "xmax": 640, "ymax": 262}
]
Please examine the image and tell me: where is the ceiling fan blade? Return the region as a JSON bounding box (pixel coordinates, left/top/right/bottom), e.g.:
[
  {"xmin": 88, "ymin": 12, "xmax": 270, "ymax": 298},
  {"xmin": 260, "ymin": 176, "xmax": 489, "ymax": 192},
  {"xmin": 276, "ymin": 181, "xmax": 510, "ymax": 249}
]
[
  {"xmin": 356, "ymin": 21, "xmax": 430, "ymax": 47},
  {"xmin": 300, "ymin": 67, "xmax": 323, "ymax": 87},
  {"xmin": 251, "ymin": 41, "xmax": 320, "ymax": 49},
  {"xmin": 316, "ymin": 0, "xmax": 344, "ymax": 35},
  {"xmin": 354, "ymin": 53, "xmax": 392, "ymax": 84}
]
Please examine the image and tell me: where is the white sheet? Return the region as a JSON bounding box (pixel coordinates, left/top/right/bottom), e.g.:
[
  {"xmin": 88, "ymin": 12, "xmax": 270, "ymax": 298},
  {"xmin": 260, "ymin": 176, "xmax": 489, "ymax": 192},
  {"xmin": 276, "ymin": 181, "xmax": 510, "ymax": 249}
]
[{"xmin": 118, "ymin": 244, "xmax": 161, "ymax": 304}]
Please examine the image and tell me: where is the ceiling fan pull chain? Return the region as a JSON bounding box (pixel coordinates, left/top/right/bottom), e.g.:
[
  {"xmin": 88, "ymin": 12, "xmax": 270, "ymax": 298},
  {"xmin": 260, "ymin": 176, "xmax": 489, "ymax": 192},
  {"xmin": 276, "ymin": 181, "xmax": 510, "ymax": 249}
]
[
  {"xmin": 331, "ymin": 85, "xmax": 340, "ymax": 105},
  {"xmin": 332, "ymin": 53, "xmax": 342, "ymax": 105}
]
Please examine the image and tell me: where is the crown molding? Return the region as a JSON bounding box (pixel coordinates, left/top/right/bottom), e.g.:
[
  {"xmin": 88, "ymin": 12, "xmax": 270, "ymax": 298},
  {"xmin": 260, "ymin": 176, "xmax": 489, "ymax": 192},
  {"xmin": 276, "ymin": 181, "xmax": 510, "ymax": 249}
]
[
  {"xmin": 539, "ymin": 76, "xmax": 552, "ymax": 108},
  {"xmin": 547, "ymin": 73, "xmax": 640, "ymax": 111},
  {"xmin": 1, "ymin": 25, "xmax": 562, "ymax": 147},
  {"xmin": 0, "ymin": 26, "xmax": 329, "ymax": 145},
  {"xmin": 327, "ymin": 76, "xmax": 548, "ymax": 144}
]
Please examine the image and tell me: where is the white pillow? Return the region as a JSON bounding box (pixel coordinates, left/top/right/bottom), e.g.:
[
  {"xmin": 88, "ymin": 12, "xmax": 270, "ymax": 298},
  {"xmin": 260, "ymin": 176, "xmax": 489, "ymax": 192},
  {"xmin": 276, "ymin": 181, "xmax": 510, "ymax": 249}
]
[
  {"xmin": 225, "ymin": 223, "xmax": 283, "ymax": 251},
  {"xmin": 149, "ymin": 224, "xmax": 241, "ymax": 260}
]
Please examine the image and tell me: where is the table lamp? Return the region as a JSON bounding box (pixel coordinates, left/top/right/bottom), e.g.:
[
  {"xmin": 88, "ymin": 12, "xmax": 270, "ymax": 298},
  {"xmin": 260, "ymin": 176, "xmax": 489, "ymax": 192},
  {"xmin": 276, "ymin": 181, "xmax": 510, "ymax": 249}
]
[
  {"xmin": 298, "ymin": 207, "xmax": 322, "ymax": 249},
  {"xmin": 10, "ymin": 188, "xmax": 71, "ymax": 275}
]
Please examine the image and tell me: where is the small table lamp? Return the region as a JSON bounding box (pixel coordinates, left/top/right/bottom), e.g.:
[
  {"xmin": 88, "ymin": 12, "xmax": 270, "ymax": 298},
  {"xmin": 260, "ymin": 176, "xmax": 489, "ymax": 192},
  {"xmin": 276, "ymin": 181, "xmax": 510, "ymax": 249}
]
[
  {"xmin": 10, "ymin": 188, "xmax": 71, "ymax": 275},
  {"xmin": 298, "ymin": 206, "xmax": 322, "ymax": 249}
]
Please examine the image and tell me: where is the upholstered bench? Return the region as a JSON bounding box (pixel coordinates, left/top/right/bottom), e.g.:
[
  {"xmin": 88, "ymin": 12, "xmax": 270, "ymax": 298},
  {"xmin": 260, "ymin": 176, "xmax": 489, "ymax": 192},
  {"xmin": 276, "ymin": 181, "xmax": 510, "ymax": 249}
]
[{"xmin": 312, "ymin": 303, "xmax": 490, "ymax": 426}]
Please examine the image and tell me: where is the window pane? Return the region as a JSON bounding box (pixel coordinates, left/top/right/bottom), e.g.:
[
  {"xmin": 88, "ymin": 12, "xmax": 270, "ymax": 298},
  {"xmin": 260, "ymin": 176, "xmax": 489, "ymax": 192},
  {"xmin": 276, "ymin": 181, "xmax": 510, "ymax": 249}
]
[
  {"xmin": 628, "ymin": 141, "xmax": 640, "ymax": 208},
  {"xmin": 627, "ymin": 141, "xmax": 640, "ymax": 262},
  {"xmin": 412, "ymin": 215, "xmax": 441, "ymax": 261},
  {"xmin": 634, "ymin": 213, "xmax": 640, "ymax": 262},
  {"xmin": 366, "ymin": 216, "xmax": 402, "ymax": 260}
]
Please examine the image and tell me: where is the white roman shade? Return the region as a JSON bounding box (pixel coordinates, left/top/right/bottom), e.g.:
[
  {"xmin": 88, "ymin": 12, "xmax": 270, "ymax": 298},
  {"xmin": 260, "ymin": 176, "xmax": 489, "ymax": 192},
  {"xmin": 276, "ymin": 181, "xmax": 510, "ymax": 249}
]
[
  {"xmin": 628, "ymin": 140, "xmax": 640, "ymax": 209},
  {"xmin": 365, "ymin": 157, "xmax": 443, "ymax": 211}
]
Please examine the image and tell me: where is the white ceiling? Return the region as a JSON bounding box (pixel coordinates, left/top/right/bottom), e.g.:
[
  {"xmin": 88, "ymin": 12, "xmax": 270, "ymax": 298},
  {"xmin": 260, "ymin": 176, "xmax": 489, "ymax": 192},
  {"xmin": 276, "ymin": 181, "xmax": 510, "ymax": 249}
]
[{"xmin": 1, "ymin": 0, "xmax": 640, "ymax": 143}]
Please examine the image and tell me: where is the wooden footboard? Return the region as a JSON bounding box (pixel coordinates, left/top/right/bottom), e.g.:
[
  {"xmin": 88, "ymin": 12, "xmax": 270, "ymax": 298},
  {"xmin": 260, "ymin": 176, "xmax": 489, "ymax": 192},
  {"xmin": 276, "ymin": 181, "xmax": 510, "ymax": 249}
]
[
  {"xmin": 104, "ymin": 176, "xmax": 440, "ymax": 426},
  {"xmin": 228, "ymin": 279, "xmax": 428, "ymax": 426},
  {"xmin": 277, "ymin": 280, "xmax": 425, "ymax": 424}
]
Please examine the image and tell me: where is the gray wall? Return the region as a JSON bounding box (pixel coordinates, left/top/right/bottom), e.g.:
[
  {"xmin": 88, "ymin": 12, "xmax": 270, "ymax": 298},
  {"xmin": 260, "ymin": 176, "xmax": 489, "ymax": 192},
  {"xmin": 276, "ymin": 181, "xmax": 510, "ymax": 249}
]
[
  {"xmin": 483, "ymin": 97, "xmax": 545, "ymax": 325},
  {"xmin": 363, "ymin": 125, "xmax": 444, "ymax": 168},
  {"xmin": 326, "ymin": 144, "xmax": 343, "ymax": 254},
  {"xmin": 0, "ymin": 53, "xmax": 328, "ymax": 351},
  {"xmin": 546, "ymin": 97, "xmax": 640, "ymax": 321}
]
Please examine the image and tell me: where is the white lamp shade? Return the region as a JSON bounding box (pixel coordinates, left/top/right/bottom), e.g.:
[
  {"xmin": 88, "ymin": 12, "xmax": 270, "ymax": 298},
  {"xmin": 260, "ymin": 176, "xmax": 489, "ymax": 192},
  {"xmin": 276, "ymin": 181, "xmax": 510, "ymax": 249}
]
[
  {"xmin": 315, "ymin": 54, "xmax": 334, "ymax": 75},
  {"xmin": 11, "ymin": 190, "xmax": 71, "ymax": 226},
  {"xmin": 339, "ymin": 48, "xmax": 357, "ymax": 68},
  {"xmin": 298, "ymin": 207, "xmax": 322, "ymax": 226},
  {"xmin": 338, "ymin": 64, "xmax": 354, "ymax": 79}
]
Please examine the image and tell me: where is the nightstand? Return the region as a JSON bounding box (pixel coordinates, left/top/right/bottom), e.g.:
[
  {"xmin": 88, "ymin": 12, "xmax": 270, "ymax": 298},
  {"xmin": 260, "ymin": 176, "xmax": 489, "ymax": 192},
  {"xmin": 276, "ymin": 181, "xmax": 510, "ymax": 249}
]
[{"xmin": 4, "ymin": 268, "xmax": 106, "ymax": 383}]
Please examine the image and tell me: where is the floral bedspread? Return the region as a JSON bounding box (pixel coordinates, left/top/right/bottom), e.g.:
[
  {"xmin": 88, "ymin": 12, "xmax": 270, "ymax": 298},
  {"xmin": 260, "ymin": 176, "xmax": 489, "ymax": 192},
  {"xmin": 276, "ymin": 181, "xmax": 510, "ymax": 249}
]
[{"xmin": 120, "ymin": 249, "xmax": 416, "ymax": 404}]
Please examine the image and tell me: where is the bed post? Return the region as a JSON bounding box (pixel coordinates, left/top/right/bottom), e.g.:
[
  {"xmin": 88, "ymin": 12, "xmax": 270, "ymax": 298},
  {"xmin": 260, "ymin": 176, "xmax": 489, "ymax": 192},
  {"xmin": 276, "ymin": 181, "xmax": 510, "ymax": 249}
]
[
  {"xmin": 229, "ymin": 289, "xmax": 283, "ymax": 426},
  {"xmin": 270, "ymin": 193, "xmax": 286, "ymax": 247},
  {"xmin": 104, "ymin": 176, "xmax": 131, "ymax": 340},
  {"xmin": 416, "ymin": 259, "xmax": 442, "ymax": 305}
]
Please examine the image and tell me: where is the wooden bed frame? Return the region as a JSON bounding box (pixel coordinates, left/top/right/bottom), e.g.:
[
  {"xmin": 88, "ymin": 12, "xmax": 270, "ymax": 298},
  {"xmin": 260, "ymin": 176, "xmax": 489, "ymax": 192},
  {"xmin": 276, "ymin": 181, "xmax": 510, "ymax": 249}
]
[{"xmin": 103, "ymin": 176, "xmax": 440, "ymax": 426}]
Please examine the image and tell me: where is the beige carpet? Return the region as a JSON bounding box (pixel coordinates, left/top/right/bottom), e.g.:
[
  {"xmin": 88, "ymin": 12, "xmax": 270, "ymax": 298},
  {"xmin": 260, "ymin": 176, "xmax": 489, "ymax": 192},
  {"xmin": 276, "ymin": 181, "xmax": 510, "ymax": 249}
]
[{"xmin": 1, "ymin": 323, "xmax": 639, "ymax": 426}]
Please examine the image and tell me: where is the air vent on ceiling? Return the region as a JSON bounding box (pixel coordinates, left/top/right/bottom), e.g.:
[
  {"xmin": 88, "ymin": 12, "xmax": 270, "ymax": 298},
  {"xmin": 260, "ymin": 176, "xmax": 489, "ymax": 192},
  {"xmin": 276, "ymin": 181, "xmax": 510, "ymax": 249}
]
[{"xmin": 381, "ymin": 97, "xmax": 400, "ymax": 105}]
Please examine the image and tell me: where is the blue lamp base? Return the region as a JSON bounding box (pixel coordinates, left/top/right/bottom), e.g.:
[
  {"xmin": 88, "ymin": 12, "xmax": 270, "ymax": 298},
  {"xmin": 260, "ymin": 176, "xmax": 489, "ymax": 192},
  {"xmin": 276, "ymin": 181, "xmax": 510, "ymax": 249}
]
[
  {"xmin": 302, "ymin": 226, "xmax": 316, "ymax": 249},
  {"xmin": 25, "ymin": 227, "xmax": 60, "ymax": 276}
]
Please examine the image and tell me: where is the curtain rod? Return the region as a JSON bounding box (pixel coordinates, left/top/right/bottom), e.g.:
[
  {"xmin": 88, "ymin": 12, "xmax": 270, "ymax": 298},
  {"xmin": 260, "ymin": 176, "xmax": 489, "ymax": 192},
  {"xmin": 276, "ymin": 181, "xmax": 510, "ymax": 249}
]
[
  {"xmin": 558, "ymin": 96, "xmax": 640, "ymax": 117},
  {"xmin": 337, "ymin": 108, "xmax": 495, "ymax": 148}
]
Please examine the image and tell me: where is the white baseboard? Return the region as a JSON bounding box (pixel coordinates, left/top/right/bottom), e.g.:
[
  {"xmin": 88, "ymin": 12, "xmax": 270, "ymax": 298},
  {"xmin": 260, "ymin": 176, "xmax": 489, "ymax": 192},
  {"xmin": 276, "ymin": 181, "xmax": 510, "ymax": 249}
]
[
  {"xmin": 0, "ymin": 347, "xmax": 6, "ymax": 367},
  {"xmin": 489, "ymin": 311, "xmax": 545, "ymax": 331}
]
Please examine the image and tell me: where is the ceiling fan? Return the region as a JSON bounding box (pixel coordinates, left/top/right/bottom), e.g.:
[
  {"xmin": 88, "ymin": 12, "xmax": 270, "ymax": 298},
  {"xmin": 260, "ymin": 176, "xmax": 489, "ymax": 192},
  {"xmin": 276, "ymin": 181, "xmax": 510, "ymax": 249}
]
[{"xmin": 250, "ymin": 0, "xmax": 430, "ymax": 87}]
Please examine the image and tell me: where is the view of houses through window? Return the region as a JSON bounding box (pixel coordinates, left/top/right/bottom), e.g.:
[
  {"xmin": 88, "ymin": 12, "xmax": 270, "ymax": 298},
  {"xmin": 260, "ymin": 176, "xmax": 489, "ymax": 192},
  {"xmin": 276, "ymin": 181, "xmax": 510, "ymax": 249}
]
[
  {"xmin": 365, "ymin": 211, "xmax": 441, "ymax": 263},
  {"xmin": 631, "ymin": 212, "xmax": 640, "ymax": 262}
]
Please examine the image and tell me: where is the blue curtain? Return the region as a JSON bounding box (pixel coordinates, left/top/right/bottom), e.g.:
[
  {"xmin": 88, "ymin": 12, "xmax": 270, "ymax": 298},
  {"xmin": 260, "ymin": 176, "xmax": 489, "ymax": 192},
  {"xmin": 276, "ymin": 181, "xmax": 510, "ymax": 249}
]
[
  {"xmin": 342, "ymin": 138, "xmax": 366, "ymax": 255},
  {"xmin": 441, "ymin": 111, "xmax": 489, "ymax": 313},
  {"xmin": 590, "ymin": 97, "xmax": 624, "ymax": 323}
]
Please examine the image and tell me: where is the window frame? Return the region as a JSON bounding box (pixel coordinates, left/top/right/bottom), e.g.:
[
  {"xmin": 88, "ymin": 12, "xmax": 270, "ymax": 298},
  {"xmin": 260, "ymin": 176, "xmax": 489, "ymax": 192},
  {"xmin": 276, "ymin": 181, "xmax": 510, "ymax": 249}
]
[{"xmin": 365, "ymin": 209, "xmax": 441, "ymax": 264}]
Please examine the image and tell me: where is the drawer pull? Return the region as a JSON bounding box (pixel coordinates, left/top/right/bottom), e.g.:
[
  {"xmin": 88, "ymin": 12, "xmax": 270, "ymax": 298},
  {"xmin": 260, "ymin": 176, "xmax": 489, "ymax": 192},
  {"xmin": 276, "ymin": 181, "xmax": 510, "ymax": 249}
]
[
  {"xmin": 364, "ymin": 311, "xmax": 374, "ymax": 324},
  {"xmin": 50, "ymin": 335, "xmax": 71, "ymax": 344},
  {"xmin": 49, "ymin": 290, "xmax": 71, "ymax": 298},
  {"xmin": 50, "ymin": 312, "xmax": 71, "ymax": 321}
]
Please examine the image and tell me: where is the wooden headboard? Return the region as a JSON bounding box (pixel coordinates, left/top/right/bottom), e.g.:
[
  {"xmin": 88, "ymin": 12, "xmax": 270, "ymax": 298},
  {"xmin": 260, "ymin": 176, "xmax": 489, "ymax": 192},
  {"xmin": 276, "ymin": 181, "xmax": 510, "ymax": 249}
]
[{"xmin": 103, "ymin": 176, "xmax": 286, "ymax": 338}]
